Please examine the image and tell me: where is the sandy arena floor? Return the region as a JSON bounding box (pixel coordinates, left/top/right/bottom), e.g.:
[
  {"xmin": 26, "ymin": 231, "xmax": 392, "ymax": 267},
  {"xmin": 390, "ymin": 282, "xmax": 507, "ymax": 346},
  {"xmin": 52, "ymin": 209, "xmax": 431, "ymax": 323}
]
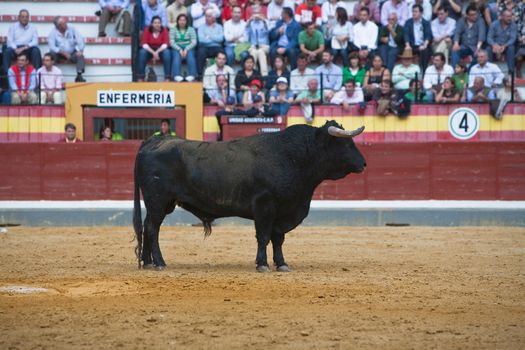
[{"xmin": 0, "ymin": 226, "xmax": 524, "ymax": 349}]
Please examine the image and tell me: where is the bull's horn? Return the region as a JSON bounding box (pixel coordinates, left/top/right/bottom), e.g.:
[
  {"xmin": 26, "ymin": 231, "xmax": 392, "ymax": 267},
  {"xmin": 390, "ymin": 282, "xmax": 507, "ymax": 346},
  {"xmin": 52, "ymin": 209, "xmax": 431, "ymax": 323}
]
[{"xmin": 327, "ymin": 125, "xmax": 365, "ymax": 138}]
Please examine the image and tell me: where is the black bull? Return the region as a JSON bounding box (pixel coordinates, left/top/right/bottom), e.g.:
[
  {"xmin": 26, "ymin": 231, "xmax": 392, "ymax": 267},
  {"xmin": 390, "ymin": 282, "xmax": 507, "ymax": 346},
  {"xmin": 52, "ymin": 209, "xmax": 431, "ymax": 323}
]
[{"xmin": 133, "ymin": 120, "xmax": 366, "ymax": 272}]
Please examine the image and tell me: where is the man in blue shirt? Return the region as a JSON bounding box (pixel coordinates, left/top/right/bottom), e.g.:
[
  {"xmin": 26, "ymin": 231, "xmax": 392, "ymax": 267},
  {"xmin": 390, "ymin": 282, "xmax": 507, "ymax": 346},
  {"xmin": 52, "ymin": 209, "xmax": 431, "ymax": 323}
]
[
  {"xmin": 48, "ymin": 16, "xmax": 87, "ymax": 82},
  {"xmin": 3, "ymin": 9, "xmax": 42, "ymax": 75},
  {"xmin": 487, "ymin": 9, "xmax": 517, "ymax": 73},
  {"xmin": 197, "ymin": 9, "xmax": 225, "ymax": 76},
  {"xmin": 269, "ymin": 7, "xmax": 302, "ymax": 70},
  {"xmin": 143, "ymin": 0, "xmax": 168, "ymax": 29}
]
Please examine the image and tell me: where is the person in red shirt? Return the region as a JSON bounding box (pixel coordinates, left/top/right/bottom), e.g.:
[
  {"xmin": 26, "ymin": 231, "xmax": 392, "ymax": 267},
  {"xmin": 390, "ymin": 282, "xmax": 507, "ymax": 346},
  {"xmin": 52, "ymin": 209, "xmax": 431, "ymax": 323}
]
[
  {"xmin": 58, "ymin": 123, "xmax": 82, "ymax": 143},
  {"xmin": 222, "ymin": 0, "xmax": 248, "ymax": 22},
  {"xmin": 137, "ymin": 15, "xmax": 171, "ymax": 81},
  {"xmin": 295, "ymin": 0, "xmax": 322, "ymax": 27},
  {"xmin": 245, "ymin": 0, "xmax": 268, "ymax": 19}
]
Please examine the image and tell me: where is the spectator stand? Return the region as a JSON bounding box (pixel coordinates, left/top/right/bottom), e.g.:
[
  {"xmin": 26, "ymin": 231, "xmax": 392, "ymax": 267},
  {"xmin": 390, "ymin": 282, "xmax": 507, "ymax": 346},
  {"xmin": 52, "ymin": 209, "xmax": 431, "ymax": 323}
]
[{"xmin": 0, "ymin": 0, "xmax": 133, "ymax": 83}]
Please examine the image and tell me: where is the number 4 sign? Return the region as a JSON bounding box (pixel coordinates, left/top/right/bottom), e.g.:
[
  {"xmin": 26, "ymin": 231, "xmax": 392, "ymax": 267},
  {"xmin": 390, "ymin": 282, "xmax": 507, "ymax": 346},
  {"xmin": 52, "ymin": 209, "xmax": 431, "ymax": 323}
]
[{"xmin": 448, "ymin": 107, "xmax": 480, "ymax": 140}]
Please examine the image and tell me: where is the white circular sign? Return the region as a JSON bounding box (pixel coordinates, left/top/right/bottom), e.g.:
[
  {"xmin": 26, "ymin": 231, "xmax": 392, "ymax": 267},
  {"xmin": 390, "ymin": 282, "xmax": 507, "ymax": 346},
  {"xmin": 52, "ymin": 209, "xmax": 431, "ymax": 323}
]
[{"xmin": 448, "ymin": 107, "xmax": 480, "ymax": 140}]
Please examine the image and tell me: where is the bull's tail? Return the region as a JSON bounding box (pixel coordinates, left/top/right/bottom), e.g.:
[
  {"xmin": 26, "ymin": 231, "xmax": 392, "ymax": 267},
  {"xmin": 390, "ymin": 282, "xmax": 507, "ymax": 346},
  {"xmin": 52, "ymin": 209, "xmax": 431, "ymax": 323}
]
[{"xmin": 133, "ymin": 156, "xmax": 143, "ymax": 269}]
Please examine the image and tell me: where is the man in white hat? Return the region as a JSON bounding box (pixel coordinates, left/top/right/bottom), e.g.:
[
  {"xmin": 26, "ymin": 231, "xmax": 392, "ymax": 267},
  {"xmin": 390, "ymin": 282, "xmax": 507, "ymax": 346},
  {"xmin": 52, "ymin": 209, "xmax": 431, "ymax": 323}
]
[{"xmin": 392, "ymin": 47, "xmax": 421, "ymax": 90}]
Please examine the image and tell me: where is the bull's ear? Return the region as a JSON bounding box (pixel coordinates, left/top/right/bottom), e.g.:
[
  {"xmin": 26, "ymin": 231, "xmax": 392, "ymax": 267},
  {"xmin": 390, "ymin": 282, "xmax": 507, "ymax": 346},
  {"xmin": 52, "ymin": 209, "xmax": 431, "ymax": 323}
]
[{"xmin": 315, "ymin": 126, "xmax": 331, "ymax": 146}]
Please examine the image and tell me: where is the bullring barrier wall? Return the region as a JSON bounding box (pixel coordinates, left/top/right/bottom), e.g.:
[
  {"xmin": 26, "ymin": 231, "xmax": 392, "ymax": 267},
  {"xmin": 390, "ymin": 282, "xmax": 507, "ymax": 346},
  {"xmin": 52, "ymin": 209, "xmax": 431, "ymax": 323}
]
[{"xmin": 1, "ymin": 142, "xmax": 524, "ymax": 201}]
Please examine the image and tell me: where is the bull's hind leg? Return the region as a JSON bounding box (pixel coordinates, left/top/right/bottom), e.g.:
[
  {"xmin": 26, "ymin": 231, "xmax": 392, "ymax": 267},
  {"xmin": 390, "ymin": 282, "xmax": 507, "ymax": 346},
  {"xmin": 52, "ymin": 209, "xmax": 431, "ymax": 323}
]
[
  {"xmin": 141, "ymin": 225, "xmax": 154, "ymax": 268},
  {"xmin": 145, "ymin": 213, "xmax": 167, "ymax": 270},
  {"xmin": 271, "ymin": 232, "xmax": 290, "ymax": 272}
]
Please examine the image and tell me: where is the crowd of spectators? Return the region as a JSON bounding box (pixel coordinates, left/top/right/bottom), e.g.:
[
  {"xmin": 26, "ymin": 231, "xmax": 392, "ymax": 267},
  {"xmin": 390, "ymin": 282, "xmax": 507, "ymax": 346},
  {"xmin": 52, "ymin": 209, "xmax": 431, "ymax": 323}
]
[{"xmin": 1, "ymin": 0, "xmax": 524, "ymax": 118}]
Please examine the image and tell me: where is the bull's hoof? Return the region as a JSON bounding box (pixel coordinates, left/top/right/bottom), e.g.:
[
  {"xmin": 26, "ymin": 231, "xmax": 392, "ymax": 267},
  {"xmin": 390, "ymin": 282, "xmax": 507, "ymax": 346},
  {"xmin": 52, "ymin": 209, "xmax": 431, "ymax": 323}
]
[
  {"xmin": 142, "ymin": 264, "xmax": 155, "ymax": 270},
  {"xmin": 155, "ymin": 265, "xmax": 166, "ymax": 271},
  {"xmin": 256, "ymin": 265, "xmax": 270, "ymax": 273},
  {"xmin": 276, "ymin": 265, "xmax": 291, "ymax": 272}
]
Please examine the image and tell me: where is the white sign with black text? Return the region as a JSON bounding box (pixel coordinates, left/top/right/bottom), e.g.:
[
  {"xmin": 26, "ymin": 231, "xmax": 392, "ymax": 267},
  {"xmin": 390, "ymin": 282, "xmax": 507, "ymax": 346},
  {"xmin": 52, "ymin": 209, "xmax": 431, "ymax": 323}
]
[
  {"xmin": 448, "ymin": 107, "xmax": 480, "ymax": 140},
  {"xmin": 97, "ymin": 90, "xmax": 175, "ymax": 107}
]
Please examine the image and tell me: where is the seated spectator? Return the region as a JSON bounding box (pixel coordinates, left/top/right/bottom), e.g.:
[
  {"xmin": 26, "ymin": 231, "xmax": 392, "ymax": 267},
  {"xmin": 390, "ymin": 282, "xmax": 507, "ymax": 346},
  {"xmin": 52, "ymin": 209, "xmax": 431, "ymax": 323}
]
[
  {"xmin": 224, "ymin": 6, "xmax": 248, "ymax": 66},
  {"xmin": 295, "ymin": 0, "xmax": 322, "ymax": 27},
  {"xmin": 3, "ymin": 9, "xmax": 41, "ymax": 75},
  {"xmin": 290, "ymin": 53, "xmax": 316, "ymax": 96},
  {"xmin": 487, "ymin": 9, "xmax": 517, "ymax": 73},
  {"xmin": 392, "ymin": 48, "xmax": 420, "ymax": 91},
  {"xmin": 299, "ymin": 22, "xmax": 325, "ymax": 63},
  {"xmin": 246, "ymin": 5, "xmax": 270, "ymax": 75},
  {"xmin": 452, "ymin": 62, "xmax": 468, "ymax": 99},
  {"xmin": 343, "ymin": 52, "xmax": 366, "ymax": 87},
  {"xmin": 265, "ymin": 55, "xmax": 290, "ymax": 91},
  {"xmin": 235, "ymin": 55, "xmax": 263, "ymax": 102},
  {"xmin": 466, "ymin": 76, "xmax": 496, "ymax": 102},
  {"xmin": 468, "ymin": 50, "xmax": 504, "ymax": 89},
  {"xmin": 242, "ymin": 80, "xmax": 266, "ymax": 109},
  {"xmin": 330, "ymin": 79, "xmax": 365, "ymax": 110},
  {"xmin": 321, "ymin": 0, "xmax": 348, "ymax": 38},
  {"xmin": 36, "ymin": 53, "xmax": 63, "ymax": 105},
  {"xmin": 191, "ymin": 0, "xmax": 221, "ymax": 29},
  {"xmin": 208, "ymin": 74, "xmax": 236, "ymax": 106},
  {"xmin": 381, "ymin": 0, "xmax": 409, "ymax": 27},
  {"xmin": 404, "ymin": 4, "xmax": 432, "ymax": 72},
  {"xmin": 353, "ymin": 7, "xmax": 379, "ymax": 62},
  {"xmin": 267, "ymin": 0, "xmax": 294, "ymax": 30},
  {"xmin": 404, "ymin": 78, "xmax": 428, "ymax": 101},
  {"xmin": 153, "ymin": 119, "xmax": 177, "ymax": 136},
  {"xmin": 245, "ymin": 0, "xmax": 269, "ymax": 19},
  {"xmin": 363, "ymin": 54, "xmax": 391, "ymax": 100},
  {"xmin": 373, "ymin": 80, "xmax": 398, "ymax": 116},
  {"xmin": 378, "ymin": 12, "xmax": 404, "ymax": 72},
  {"xmin": 432, "ymin": 0, "xmax": 462, "ymax": 21},
  {"xmin": 451, "ymin": 4, "xmax": 486, "ymax": 68},
  {"xmin": 167, "ymin": 0, "xmax": 188, "ymax": 29},
  {"xmin": 58, "ymin": 123, "xmax": 81, "ymax": 143},
  {"xmin": 314, "ymin": 50, "xmax": 343, "ymax": 101},
  {"xmin": 222, "ymin": 0, "xmax": 248, "ymax": 22},
  {"xmin": 423, "ymin": 52, "xmax": 453, "ymax": 101},
  {"xmin": 517, "ymin": 16, "xmax": 525, "ymax": 78},
  {"xmin": 170, "ymin": 14, "xmax": 198, "ymax": 82},
  {"xmin": 48, "ymin": 16, "xmax": 86, "ymax": 83},
  {"xmin": 330, "ymin": 8, "xmax": 353, "ymax": 67},
  {"xmin": 98, "ymin": 0, "xmax": 131, "ymax": 37},
  {"xmin": 270, "ymin": 7, "xmax": 302, "ymax": 70},
  {"xmin": 269, "ymin": 77, "xmax": 294, "ymax": 116},
  {"xmin": 143, "ymin": 0, "xmax": 168, "ymax": 28},
  {"xmin": 435, "ymin": 76, "xmax": 460, "ymax": 103},
  {"xmin": 294, "ymin": 77, "xmax": 320, "ymax": 123},
  {"xmin": 203, "ymin": 52, "xmax": 235, "ymax": 101},
  {"xmin": 8, "ymin": 53, "xmax": 37, "ymax": 105},
  {"xmin": 138, "ymin": 16, "xmax": 171, "ymax": 81},
  {"xmin": 99, "ymin": 125, "xmax": 113, "ymax": 141},
  {"xmin": 407, "ymin": 0, "xmax": 433, "ymax": 21},
  {"xmin": 431, "ymin": 6, "xmax": 456, "ymax": 65},
  {"xmin": 352, "ymin": 0, "xmax": 381, "ymax": 24},
  {"xmin": 197, "ymin": 9, "xmax": 225, "ymax": 77}
]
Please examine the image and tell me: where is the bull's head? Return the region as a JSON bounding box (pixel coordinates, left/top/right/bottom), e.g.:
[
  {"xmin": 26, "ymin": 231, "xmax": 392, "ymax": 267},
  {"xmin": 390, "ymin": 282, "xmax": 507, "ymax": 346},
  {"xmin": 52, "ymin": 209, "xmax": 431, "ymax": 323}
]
[{"xmin": 318, "ymin": 121, "xmax": 366, "ymax": 180}]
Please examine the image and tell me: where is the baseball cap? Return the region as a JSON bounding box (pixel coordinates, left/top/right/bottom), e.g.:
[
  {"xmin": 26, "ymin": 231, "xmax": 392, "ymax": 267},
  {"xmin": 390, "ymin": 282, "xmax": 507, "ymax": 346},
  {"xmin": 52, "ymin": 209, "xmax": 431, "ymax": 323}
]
[
  {"xmin": 276, "ymin": 77, "xmax": 288, "ymax": 85},
  {"xmin": 250, "ymin": 79, "xmax": 263, "ymax": 89}
]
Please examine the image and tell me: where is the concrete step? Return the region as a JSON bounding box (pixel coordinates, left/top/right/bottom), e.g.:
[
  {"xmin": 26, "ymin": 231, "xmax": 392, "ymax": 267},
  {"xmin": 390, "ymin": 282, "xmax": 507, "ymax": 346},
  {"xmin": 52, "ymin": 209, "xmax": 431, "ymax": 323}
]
[
  {"xmin": 0, "ymin": 21, "xmax": 124, "ymax": 38},
  {"xmin": 61, "ymin": 65, "xmax": 132, "ymax": 82},
  {"xmin": 0, "ymin": 2, "xmax": 100, "ymax": 17}
]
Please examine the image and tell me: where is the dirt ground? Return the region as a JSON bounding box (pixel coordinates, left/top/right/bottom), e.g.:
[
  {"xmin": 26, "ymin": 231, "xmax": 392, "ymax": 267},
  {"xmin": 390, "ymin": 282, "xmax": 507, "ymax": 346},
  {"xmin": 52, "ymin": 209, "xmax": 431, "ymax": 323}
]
[{"xmin": 0, "ymin": 225, "xmax": 524, "ymax": 350}]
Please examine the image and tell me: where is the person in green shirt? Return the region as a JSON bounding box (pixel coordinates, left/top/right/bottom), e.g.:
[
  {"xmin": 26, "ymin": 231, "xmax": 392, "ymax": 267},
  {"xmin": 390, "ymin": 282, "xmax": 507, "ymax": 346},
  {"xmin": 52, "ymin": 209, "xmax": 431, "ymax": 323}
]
[
  {"xmin": 404, "ymin": 78, "xmax": 429, "ymax": 102},
  {"xmin": 342, "ymin": 51, "xmax": 366, "ymax": 86},
  {"xmin": 153, "ymin": 118, "xmax": 176, "ymax": 137},
  {"xmin": 298, "ymin": 22, "xmax": 325, "ymax": 63},
  {"xmin": 452, "ymin": 62, "xmax": 468, "ymax": 100}
]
